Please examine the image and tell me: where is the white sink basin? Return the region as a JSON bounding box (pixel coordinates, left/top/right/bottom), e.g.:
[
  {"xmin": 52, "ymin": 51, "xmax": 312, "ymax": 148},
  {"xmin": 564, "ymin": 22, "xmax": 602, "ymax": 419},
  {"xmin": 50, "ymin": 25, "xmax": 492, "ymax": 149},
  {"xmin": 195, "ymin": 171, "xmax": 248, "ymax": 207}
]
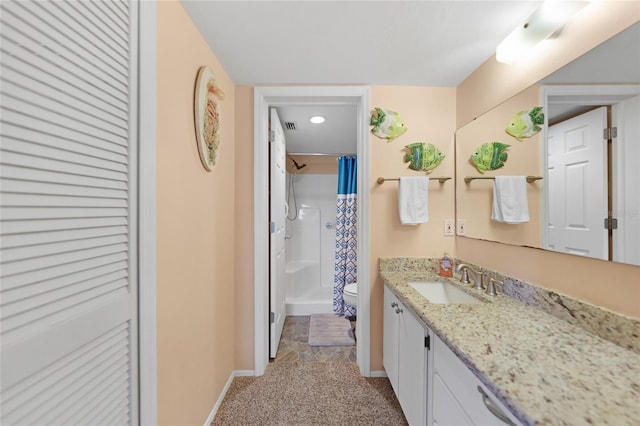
[{"xmin": 408, "ymin": 281, "xmax": 481, "ymax": 304}]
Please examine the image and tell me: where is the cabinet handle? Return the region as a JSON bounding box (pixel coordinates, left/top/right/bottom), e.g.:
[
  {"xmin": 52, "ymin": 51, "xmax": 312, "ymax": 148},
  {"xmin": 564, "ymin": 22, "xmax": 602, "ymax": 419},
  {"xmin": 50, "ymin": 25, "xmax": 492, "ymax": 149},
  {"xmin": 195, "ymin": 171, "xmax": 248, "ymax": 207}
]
[
  {"xmin": 391, "ymin": 302, "xmax": 398, "ymax": 308},
  {"xmin": 477, "ymin": 386, "xmax": 516, "ymax": 426},
  {"xmin": 395, "ymin": 307, "xmax": 403, "ymax": 314}
]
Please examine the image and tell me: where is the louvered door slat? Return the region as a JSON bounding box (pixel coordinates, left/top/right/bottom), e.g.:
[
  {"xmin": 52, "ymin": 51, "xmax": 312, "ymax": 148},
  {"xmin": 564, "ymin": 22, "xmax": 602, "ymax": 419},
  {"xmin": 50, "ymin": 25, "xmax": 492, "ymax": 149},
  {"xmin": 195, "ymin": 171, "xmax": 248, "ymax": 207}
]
[
  {"xmin": 1, "ymin": 152, "xmax": 128, "ymax": 181},
  {"xmin": 2, "ymin": 234, "xmax": 128, "ymax": 263},
  {"xmin": 2, "ymin": 277, "xmax": 128, "ymax": 326},
  {"xmin": 2, "ymin": 96, "xmax": 128, "ymax": 147},
  {"xmin": 1, "ymin": 109, "xmax": 128, "ymax": 153},
  {"xmin": 36, "ymin": 356, "xmax": 129, "ymax": 425},
  {"xmin": 2, "ymin": 193, "xmax": 128, "ymax": 208},
  {"xmin": 1, "ymin": 131, "xmax": 128, "ymax": 166},
  {"xmin": 2, "ymin": 325, "xmax": 130, "ymax": 424},
  {"xmin": 0, "ymin": 0, "xmax": 138, "ymax": 423},
  {"xmin": 48, "ymin": 0, "xmax": 129, "ymax": 66},
  {"xmin": 1, "ymin": 279, "xmax": 128, "ymax": 337},
  {"xmin": 1, "ymin": 268, "xmax": 128, "ymax": 306},
  {"xmin": 1, "ymin": 325, "xmax": 126, "ymax": 411},
  {"xmin": 2, "ymin": 242, "xmax": 128, "ymax": 277},
  {"xmin": 1, "ymin": 67, "xmax": 128, "ymax": 130},
  {"xmin": 34, "ymin": 0, "xmax": 129, "ymax": 76},
  {"xmin": 1, "ymin": 180, "xmax": 128, "ymax": 199},
  {"xmin": 2, "ymin": 80, "xmax": 128, "ymax": 138},
  {"xmin": 0, "ymin": 226, "xmax": 128, "ymax": 248},
  {"xmin": 0, "ymin": 5, "xmax": 128, "ymax": 98},
  {"xmin": 104, "ymin": 0, "xmax": 129, "ymax": 26},
  {"xmin": 0, "ymin": 60, "xmax": 128, "ymax": 121},
  {"xmin": 2, "ymin": 207, "xmax": 128, "ymax": 221},
  {"xmin": 75, "ymin": 0, "xmax": 129, "ymax": 47},
  {"xmin": 58, "ymin": 370, "xmax": 130, "ymax": 426},
  {"xmin": 1, "ymin": 264, "xmax": 128, "ymax": 307},
  {"xmin": 0, "ymin": 8, "xmax": 128, "ymax": 103}
]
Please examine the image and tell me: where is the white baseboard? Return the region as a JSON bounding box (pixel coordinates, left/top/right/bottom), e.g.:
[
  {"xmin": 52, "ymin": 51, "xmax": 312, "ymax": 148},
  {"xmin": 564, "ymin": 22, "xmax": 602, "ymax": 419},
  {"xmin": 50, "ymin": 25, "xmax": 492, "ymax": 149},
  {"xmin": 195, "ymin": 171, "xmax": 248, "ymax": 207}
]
[
  {"xmin": 369, "ymin": 370, "xmax": 388, "ymax": 378},
  {"xmin": 203, "ymin": 370, "xmax": 256, "ymax": 425}
]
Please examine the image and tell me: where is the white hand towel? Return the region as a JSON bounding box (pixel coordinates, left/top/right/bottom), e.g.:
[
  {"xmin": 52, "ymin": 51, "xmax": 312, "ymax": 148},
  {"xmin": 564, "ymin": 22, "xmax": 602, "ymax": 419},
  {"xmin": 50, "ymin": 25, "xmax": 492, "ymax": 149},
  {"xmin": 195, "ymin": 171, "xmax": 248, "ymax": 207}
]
[
  {"xmin": 399, "ymin": 177, "xmax": 429, "ymax": 225},
  {"xmin": 491, "ymin": 176, "xmax": 529, "ymax": 224}
]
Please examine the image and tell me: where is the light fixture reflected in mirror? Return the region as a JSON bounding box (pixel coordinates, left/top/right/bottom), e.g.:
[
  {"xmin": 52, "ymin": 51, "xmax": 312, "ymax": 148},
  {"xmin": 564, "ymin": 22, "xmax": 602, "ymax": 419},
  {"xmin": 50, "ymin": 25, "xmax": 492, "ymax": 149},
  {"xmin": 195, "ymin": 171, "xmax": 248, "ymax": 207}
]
[
  {"xmin": 496, "ymin": 0, "xmax": 589, "ymax": 64},
  {"xmin": 309, "ymin": 115, "xmax": 325, "ymax": 124}
]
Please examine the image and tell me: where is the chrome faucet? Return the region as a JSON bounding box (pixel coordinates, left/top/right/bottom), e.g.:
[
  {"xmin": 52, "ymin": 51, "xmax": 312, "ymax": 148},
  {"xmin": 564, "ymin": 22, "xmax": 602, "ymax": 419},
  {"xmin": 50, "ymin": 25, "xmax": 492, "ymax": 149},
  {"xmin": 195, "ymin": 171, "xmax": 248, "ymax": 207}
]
[{"xmin": 456, "ymin": 264, "xmax": 483, "ymax": 290}]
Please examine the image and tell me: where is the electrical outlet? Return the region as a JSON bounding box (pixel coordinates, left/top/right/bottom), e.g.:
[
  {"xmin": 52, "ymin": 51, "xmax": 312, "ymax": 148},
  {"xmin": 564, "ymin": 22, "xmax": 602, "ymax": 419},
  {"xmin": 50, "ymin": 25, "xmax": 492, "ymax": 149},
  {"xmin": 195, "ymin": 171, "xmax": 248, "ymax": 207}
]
[
  {"xmin": 444, "ymin": 219, "xmax": 455, "ymax": 236},
  {"xmin": 457, "ymin": 219, "xmax": 466, "ymax": 236}
]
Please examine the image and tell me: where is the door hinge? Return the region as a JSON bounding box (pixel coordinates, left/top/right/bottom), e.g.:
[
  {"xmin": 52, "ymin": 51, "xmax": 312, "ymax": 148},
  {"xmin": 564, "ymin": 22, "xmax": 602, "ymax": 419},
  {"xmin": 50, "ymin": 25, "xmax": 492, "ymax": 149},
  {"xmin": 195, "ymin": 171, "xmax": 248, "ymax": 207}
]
[
  {"xmin": 425, "ymin": 335, "xmax": 431, "ymax": 350},
  {"xmin": 269, "ymin": 130, "xmax": 275, "ymax": 142},
  {"xmin": 603, "ymin": 127, "xmax": 617, "ymax": 140},
  {"xmin": 270, "ymin": 221, "xmax": 275, "ymax": 234},
  {"xmin": 270, "ymin": 312, "xmax": 275, "ymax": 323},
  {"xmin": 604, "ymin": 217, "xmax": 618, "ymax": 230}
]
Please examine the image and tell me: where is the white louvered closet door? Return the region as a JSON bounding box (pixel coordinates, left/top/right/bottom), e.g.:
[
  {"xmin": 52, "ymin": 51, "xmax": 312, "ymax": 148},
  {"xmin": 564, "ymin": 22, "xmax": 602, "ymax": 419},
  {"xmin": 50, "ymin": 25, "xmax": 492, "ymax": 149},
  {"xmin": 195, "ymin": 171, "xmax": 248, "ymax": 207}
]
[{"xmin": 0, "ymin": 1, "xmax": 139, "ymax": 425}]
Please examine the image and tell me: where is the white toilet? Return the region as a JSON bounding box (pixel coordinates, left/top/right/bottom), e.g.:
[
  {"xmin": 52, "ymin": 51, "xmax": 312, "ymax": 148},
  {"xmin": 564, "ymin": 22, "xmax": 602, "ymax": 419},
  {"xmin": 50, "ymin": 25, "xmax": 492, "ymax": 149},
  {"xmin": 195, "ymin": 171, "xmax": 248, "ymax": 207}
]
[{"xmin": 343, "ymin": 283, "xmax": 358, "ymax": 308}]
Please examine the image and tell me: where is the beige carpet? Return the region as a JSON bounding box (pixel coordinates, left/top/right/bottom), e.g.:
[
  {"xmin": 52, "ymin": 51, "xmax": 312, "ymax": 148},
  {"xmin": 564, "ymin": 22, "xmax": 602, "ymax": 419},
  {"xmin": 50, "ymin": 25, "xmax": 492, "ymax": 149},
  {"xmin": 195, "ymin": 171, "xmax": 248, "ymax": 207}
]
[
  {"xmin": 308, "ymin": 314, "xmax": 355, "ymax": 346},
  {"xmin": 212, "ymin": 362, "xmax": 407, "ymax": 425}
]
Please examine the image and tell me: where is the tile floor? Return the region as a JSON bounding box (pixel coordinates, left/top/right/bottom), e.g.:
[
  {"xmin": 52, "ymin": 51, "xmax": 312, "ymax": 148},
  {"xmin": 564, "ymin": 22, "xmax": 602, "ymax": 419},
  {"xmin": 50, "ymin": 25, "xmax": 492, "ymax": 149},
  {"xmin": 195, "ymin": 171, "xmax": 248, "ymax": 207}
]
[{"xmin": 272, "ymin": 315, "xmax": 357, "ymax": 363}]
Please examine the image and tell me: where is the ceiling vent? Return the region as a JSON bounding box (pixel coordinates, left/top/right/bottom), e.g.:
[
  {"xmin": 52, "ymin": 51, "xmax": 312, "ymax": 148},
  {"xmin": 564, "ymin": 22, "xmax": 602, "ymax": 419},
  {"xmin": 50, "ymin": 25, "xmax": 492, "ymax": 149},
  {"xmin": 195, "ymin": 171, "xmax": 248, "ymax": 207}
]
[{"xmin": 283, "ymin": 121, "xmax": 297, "ymax": 131}]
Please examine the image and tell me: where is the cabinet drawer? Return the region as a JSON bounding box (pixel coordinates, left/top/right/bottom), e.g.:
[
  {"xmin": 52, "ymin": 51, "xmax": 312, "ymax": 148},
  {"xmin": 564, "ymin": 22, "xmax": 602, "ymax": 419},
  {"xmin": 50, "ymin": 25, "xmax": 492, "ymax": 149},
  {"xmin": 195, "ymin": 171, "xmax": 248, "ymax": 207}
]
[{"xmin": 433, "ymin": 336, "xmax": 521, "ymax": 426}]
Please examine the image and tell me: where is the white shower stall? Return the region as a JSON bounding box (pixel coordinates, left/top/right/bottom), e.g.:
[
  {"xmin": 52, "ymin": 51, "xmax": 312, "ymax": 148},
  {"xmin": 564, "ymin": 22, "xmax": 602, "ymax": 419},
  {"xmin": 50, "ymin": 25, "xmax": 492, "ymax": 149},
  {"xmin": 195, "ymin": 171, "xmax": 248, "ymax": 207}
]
[{"xmin": 285, "ymin": 172, "xmax": 337, "ymax": 315}]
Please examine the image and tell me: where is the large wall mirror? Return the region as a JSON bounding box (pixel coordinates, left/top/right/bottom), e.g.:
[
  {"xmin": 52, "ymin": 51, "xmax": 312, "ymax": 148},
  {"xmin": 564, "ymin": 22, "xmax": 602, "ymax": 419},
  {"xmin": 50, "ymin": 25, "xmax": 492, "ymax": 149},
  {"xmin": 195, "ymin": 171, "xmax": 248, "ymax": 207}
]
[{"xmin": 455, "ymin": 22, "xmax": 640, "ymax": 266}]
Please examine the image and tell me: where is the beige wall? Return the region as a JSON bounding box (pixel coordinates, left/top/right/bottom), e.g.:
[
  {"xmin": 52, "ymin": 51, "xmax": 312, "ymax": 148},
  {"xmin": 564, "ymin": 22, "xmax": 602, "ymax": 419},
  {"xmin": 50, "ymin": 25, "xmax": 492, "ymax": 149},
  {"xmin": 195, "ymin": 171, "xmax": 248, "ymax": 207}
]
[
  {"xmin": 157, "ymin": 2, "xmax": 236, "ymax": 423},
  {"xmin": 286, "ymin": 155, "xmax": 338, "ymax": 174},
  {"xmin": 234, "ymin": 85, "xmax": 255, "ymax": 370},
  {"xmin": 456, "ymin": 3, "xmax": 640, "ymax": 318},
  {"xmin": 369, "ymin": 86, "xmax": 457, "ymax": 370}
]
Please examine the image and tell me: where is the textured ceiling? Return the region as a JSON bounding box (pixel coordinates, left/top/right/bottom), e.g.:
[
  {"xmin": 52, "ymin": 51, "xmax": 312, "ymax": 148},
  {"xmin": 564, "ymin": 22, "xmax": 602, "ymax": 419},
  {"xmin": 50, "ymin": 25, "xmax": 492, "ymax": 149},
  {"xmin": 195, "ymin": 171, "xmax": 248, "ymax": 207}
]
[{"xmin": 181, "ymin": 1, "xmax": 543, "ymax": 87}]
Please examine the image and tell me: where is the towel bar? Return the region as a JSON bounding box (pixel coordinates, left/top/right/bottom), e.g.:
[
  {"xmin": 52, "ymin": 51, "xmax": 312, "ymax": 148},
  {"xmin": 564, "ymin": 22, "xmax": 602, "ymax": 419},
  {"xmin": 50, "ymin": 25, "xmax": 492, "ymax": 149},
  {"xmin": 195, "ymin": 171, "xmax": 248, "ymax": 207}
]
[
  {"xmin": 464, "ymin": 176, "xmax": 542, "ymax": 184},
  {"xmin": 377, "ymin": 176, "xmax": 451, "ymax": 184}
]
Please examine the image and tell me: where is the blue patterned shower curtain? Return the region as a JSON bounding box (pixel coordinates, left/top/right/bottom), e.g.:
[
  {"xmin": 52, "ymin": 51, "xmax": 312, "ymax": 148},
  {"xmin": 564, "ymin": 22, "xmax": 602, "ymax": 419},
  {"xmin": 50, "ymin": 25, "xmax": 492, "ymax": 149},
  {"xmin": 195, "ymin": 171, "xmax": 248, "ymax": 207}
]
[{"xmin": 333, "ymin": 156, "xmax": 357, "ymax": 317}]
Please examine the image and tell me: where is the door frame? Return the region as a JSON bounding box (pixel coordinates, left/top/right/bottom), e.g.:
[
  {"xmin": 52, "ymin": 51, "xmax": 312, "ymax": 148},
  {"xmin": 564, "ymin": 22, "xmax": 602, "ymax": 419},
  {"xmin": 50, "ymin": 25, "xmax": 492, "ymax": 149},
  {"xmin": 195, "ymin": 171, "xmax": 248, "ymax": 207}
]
[
  {"xmin": 254, "ymin": 86, "xmax": 371, "ymax": 377},
  {"xmin": 540, "ymin": 84, "xmax": 640, "ymax": 252},
  {"xmin": 138, "ymin": 1, "xmax": 158, "ymax": 424}
]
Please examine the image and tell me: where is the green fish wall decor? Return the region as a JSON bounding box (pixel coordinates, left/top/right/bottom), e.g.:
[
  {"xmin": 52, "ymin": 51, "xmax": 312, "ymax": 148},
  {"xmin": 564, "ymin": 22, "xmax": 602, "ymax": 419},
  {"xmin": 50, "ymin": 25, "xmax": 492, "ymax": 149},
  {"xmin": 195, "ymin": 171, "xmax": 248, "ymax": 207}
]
[
  {"xmin": 505, "ymin": 106, "xmax": 544, "ymax": 141},
  {"xmin": 370, "ymin": 107, "xmax": 408, "ymax": 141},
  {"xmin": 471, "ymin": 142, "xmax": 510, "ymax": 173},
  {"xmin": 404, "ymin": 142, "xmax": 445, "ymax": 173}
]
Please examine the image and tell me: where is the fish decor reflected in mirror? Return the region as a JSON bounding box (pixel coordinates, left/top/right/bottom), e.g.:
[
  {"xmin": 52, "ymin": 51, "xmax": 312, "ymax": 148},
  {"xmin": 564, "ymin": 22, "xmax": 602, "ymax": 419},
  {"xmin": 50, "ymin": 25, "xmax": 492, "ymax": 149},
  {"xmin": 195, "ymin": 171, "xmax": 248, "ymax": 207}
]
[
  {"xmin": 505, "ymin": 106, "xmax": 545, "ymax": 141},
  {"xmin": 369, "ymin": 107, "xmax": 408, "ymax": 141},
  {"xmin": 404, "ymin": 142, "xmax": 445, "ymax": 173},
  {"xmin": 470, "ymin": 142, "xmax": 510, "ymax": 173}
]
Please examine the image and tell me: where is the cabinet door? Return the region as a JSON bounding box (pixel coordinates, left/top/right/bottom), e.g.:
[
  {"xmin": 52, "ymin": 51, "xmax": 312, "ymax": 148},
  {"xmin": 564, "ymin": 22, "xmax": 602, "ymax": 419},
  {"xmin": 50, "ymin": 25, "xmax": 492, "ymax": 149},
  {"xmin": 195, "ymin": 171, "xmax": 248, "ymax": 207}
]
[
  {"xmin": 383, "ymin": 286, "xmax": 400, "ymax": 395},
  {"xmin": 433, "ymin": 335, "xmax": 521, "ymax": 426},
  {"xmin": 398, "ymin": 306, "xmax": 427, "ymax": 426},
  {"xmin": 433, "ymin": 374, "xmax": 473, "ymax": 426}
]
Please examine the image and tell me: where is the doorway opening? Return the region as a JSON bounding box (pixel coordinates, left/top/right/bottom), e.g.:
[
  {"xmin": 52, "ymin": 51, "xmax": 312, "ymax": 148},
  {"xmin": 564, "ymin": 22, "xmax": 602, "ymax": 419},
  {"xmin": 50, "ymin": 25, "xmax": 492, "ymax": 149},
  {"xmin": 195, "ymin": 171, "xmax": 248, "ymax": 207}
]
[{"xmin": 254, "ymin": 87, "xmax": 371, "ymax": 376}]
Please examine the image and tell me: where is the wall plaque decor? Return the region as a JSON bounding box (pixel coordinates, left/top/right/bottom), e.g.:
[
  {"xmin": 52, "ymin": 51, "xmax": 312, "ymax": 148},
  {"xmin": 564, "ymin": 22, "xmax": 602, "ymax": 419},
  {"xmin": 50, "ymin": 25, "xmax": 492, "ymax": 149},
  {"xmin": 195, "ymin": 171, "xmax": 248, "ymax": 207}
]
[
  {"xmin": 403, "ymin": 142, "xmax": 445, "ymax": 173},
  {"xmin": 470, "ymin": 141, "xmax": 510, "ymax": 173},
  {"xmin": 194, "ymin": 66, "xmax": 225, "ymax": 171},
  {"xmin": 505, "ymin": 106, "xmax": 544, "ymax": 141},
  {"xmin": 369, "ymin": 107, "xmax": 407, "ymax": 141}
]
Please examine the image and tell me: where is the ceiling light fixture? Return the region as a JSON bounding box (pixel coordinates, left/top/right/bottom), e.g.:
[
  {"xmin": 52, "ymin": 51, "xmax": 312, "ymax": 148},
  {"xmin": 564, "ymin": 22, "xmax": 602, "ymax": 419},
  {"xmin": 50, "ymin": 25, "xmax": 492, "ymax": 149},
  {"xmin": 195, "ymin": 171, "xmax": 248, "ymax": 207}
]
[
  {"xmin": 309, "ymin": 115, "xmax": 325, "ymax": 124},
  {"xmin": 496, "ymin": 0, "xmax": 589, "ymax": 64}
]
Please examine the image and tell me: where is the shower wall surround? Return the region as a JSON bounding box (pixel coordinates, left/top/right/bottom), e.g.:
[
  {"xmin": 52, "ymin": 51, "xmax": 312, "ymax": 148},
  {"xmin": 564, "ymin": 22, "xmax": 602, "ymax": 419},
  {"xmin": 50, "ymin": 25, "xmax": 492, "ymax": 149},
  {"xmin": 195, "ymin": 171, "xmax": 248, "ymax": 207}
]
[{"xmin": 285, "ymin": 173, "xmax": 338, "ymax": 315}]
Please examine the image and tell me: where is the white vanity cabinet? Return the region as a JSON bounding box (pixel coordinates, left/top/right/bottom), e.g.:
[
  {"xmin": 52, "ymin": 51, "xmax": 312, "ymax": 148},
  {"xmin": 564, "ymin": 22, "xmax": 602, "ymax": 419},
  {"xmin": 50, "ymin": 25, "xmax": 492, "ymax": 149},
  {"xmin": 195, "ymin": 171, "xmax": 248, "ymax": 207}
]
[
  {"xmin": 383, "ymin": 286, "xmax": 430, "ymax": 426},
  {"xmin": 432, "ymin": 334, "xmax": 522, "ymax": 426}
]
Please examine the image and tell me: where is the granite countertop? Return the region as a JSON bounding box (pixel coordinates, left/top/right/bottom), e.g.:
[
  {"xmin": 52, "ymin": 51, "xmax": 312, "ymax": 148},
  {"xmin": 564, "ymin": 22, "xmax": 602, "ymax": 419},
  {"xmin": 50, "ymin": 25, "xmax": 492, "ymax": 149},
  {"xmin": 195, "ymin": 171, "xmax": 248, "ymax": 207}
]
[{"xmin": 380, "ymin": 259, "xmax": 640, "ymax": 426}]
